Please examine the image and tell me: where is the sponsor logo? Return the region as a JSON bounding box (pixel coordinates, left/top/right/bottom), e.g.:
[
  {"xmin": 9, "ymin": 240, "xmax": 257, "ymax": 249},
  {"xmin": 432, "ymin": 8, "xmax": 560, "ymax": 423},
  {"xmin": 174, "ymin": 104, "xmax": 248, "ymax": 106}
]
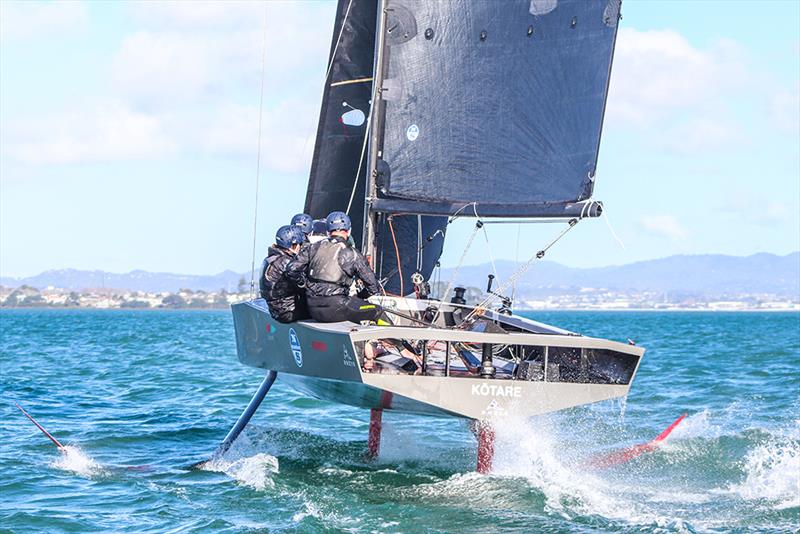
[
  {"xmin": 289, "ymin": 328, "xmax": 303, "ymax": 367},
  {"xmin": 342, "ymin": 345, "xmax": 356, "ymax": 368},
  {"xmin": 406, "ymin": 124, "xmax": 419, "ymax": 141},
  {"xmin": 265, "ymin": 323, "xmax": 276, "ymax": 340},
  {"xmin": 481, "ymin": 399, "xmax": 506, "ymax": 419},
  {"xmin": 471, "ymin": 383, "xmax": 522, "ymax": 398}
]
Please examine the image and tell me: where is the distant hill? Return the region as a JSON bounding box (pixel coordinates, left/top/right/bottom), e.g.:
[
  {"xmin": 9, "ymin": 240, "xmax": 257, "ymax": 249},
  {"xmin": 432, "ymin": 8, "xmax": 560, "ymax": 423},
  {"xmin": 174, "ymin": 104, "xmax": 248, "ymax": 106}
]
[
  {"xmin": 1, "ymin": 252, "xmax": 798, "ymax": 298},
  {"xmin": 0, "ymin": 269, "xmax": 245, "ymax": 293},
  {"xmin": 442, "ymin": 252, "xmax": 800, "ymax": 298}
]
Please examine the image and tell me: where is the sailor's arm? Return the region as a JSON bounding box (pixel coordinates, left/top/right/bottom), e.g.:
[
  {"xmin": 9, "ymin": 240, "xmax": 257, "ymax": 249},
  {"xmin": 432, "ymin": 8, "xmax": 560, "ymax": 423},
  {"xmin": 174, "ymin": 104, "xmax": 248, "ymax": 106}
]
[
  {"xmin": 286, "ymin": 245, "xmax": 311, "ymax": 287},
  {"xmin": 350, "ymin": 251, "xmax": 381, "ymax": 296}
]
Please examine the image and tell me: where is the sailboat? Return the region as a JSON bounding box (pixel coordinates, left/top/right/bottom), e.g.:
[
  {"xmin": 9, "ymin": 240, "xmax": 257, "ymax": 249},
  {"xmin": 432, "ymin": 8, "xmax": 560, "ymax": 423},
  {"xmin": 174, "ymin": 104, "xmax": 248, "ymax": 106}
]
[{"xmin": 224, "ymin": 0, "xmax": 641, "ymax": 472}]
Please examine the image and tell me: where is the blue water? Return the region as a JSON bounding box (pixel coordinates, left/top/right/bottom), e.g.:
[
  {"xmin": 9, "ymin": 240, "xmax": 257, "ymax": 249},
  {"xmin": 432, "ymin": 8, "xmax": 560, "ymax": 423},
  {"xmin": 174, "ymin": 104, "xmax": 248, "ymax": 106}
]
[{"xmin": 1, "ymin": 309, "xmax": 798, "ymax": 533}]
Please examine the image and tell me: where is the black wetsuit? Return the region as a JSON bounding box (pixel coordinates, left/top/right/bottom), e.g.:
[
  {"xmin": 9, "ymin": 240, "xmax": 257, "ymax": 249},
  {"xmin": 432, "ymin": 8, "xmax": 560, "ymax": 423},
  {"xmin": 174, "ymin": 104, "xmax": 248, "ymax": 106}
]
[
  {"xmin": 286, "ymin": 235, "xmax": 387, "ymax": 324},
  {"xmin": 259, "ymin": 246, "xmax": 309, "ymax": 323}
]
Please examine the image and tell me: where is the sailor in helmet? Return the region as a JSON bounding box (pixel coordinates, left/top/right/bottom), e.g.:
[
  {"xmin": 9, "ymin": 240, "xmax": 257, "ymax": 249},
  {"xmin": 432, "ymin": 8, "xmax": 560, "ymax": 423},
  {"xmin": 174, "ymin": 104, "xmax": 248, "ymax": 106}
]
[
  {"xmin": 290, "ymin": 213, "xmax": 313, "ymax": 245},
  {"xmin": 287, "ymin": 211, "xmax": 389, "ymax": 324},
  {"xmin": 259, "ymin": 225, "xmax": 310, "ymax": 323},
  {"xmin": 308, "ymin": 218, "xmax": 328, "ymax": 244}
]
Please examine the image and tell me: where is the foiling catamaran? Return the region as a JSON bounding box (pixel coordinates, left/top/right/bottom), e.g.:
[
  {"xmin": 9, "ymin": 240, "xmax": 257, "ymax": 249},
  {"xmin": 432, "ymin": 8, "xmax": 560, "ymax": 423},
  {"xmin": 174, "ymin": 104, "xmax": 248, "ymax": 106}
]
[{"xmin": 210, "ymin": 0, "xmax": 648, "ymax": 473}]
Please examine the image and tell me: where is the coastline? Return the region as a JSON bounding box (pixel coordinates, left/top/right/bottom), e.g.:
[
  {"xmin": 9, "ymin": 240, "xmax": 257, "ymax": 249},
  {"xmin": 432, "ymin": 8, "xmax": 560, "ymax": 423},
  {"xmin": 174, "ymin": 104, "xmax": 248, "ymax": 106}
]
[{"xmin": 1, "ymin": 305, "xmax": 796, "ymax": 313}]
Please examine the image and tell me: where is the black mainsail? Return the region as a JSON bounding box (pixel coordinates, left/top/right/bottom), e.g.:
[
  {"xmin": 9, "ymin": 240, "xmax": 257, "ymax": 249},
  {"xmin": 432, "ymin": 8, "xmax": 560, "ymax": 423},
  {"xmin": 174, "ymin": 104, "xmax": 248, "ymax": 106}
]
[
  {"xmin": 308, "ymin": 0, "xmax": 621, "ymax": 294},
  {"xmin": 367, "ymin": 0, "xmax": 620, "ymax": 219}
]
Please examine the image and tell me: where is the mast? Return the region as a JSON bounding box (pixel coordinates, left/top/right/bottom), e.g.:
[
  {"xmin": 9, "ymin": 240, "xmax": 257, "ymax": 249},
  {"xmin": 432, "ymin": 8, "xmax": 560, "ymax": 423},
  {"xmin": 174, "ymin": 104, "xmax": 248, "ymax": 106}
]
[{"xmin": 362, "ymin": 0, "xmax": 389, "ymax": 263}]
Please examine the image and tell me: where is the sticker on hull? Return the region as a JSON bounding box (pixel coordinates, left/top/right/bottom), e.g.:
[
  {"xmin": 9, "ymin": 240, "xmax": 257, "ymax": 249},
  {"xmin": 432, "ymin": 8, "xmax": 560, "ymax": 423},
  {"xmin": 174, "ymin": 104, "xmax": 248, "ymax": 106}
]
[{"xmin": 289, "ymin": 328, "xmax": 303, "ymax": 367}]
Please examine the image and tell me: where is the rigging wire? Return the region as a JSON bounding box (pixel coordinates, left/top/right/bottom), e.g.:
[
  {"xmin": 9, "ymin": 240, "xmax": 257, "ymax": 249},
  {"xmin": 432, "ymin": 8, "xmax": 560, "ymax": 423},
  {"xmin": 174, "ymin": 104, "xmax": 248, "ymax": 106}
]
[
  {"xmin": 466, "ymin": 218, "xmax": 582, "ymax": 320},
  {"xmin": 345, "ymin": 114, "xmax": 371, "ymax": 215},
  {"xmin": 248, "ymin": 4, "xmax": 270, "ymax": 300},
  {"xmin": 478, "ymin": 209, "xmax": 499, "ymax": 280},
  {"xmin": 432, "ymin": 220, "xmax": 482, "ymax": 323},
  {"xmin": 299, "ymin": 0, "xmax": 355, "ymax": 165},
  {"xmin": 387, "ymin": 216, "xmax": 404, "ymax": 296},
  {"xmin": 511, "ymin": 222, "xmax": 521, "ymax": 302}
]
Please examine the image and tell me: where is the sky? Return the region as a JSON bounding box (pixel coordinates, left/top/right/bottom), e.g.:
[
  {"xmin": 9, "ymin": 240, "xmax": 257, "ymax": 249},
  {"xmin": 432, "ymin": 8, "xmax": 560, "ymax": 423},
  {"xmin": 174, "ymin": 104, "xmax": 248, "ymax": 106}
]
[{"xmin": 1, "ymin": 0, "xmax": 798, "ymax": 279}]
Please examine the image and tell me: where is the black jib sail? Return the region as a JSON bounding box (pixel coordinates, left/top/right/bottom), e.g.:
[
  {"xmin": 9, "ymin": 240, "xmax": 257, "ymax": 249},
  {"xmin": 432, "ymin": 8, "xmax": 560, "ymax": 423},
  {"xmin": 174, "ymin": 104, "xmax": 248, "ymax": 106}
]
[
  {"xmin": 367, "ymin": 0, "xmax": 620, "ymax": 218},
  {"xmin": 304, "ymin": 0, "xmax": 378, "ymax": 249},
  {"xmin": 306, "ymin": 0, "xmax": 447, "ymax": 295}
]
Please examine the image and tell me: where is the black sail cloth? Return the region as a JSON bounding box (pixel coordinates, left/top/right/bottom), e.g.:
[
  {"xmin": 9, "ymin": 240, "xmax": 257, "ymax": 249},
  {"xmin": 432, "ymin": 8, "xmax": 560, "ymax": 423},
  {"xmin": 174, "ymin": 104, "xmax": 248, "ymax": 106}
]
[
  {"xmin": 304, "ymin": 0, "xmax": 447, "ymax": 295},
  {"xmin": 371, "ymin": 0, "xmax": 619, "ymax": 218},
  {"xmin": 306, "ymin": 0, "xmax": 620, "ymax": 294}
]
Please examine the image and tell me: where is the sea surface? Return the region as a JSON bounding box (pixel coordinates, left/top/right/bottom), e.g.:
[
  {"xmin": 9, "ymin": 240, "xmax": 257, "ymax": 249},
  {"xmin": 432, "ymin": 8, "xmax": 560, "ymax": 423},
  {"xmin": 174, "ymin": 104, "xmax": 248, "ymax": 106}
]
[{"xmin": 1, "ymin": 309, "xmax": 798, "ymax": 533}]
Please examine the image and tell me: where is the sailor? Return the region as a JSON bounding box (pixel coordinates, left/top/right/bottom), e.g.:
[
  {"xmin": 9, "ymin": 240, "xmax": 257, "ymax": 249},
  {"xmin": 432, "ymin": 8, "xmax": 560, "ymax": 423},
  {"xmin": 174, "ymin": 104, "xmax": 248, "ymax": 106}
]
[
  {"xmin": 291, "ymin": 213, "xmax": 314, "ymax": 244},
  {"xmin": 287, "ymin": 211, "xmax": 389, "ymax": 324},
  {"xmin": 308, "ymin": 219, "xmax": 328, "ymax": 244},
  {"xmin": 259, "ymin": 225, "xmax": 310, "ymax": 323}
]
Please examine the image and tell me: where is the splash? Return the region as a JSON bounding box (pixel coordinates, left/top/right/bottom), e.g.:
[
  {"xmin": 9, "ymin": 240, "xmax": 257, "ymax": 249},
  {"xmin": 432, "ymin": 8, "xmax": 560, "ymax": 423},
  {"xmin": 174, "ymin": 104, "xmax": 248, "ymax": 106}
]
[
  {"xmin": 490, "ymin": 413, "xmax": 650, "ymax": 522},
  {"xmin": 730, "ymin": 437, "xmax": 800, "ymax": 509},
  {"xmin": 202, "ymin": 434, "xmax": 280, "ymax": 491},
  {"xmin": 50, "ymin": 445, "xmax": 105, "ymax": 477},
  {"xmin": 670, "ymin": 409, "xmax": 721, "ymax": 441}
]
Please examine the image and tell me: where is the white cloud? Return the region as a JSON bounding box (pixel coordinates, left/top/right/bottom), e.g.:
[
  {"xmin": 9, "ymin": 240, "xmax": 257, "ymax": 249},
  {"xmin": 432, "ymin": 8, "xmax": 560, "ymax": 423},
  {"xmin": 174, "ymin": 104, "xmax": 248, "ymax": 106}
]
[
  {"xmin": 193, "ymin": 100, "xmax": 318, "ymax": 174},
  {"xmin": 640, "ymin": 215, "xmax": 688, "ymax": 241},
  {"xmin": 659, "ymin": 116, "xmax": 742, "ymax": 153},
  {"xmin": 0, "ymin": 97, "xmax": 320, "ymax": 171},
  {"xmin": 2, "ymin": 103, "xmax": 176, "ymax": 165},
  {"xmin": 112, "ymin": 2, "xmax": 333, "ymax": 107},
  {"xmin": 769, "ymin": 83, "xmax": 800, "ymax": 134},
  {"xmin": 609, "ymin": 28, "xmax": 746, "ymax": 126},
  {"xmin": 130, "ymin": 0, "xmax": 269, "ymax": 30},
  {"xmin": 0, "ymin": 0, "xmax": 88, "ymax": 42},
  {"xmin": 722, "ymin": 192, "xmax": 793, "ymax": 226},
  {"xmin": 1, "ymin": 1, "xmax": 333, "ymax": 170},
  {"xmin": 605, "ymin": 28, "xmax": 765, "ymax": 154}
]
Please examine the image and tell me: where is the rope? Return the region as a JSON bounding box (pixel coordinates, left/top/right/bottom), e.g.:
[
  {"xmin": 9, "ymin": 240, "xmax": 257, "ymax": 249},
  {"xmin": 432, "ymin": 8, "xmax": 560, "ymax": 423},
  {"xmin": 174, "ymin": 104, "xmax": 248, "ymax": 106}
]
[
  {"xmin": 432, "ymin": 220, "xmax": 482, "ymax": 323},
  {"xmin": 248, "ymin": 4, "xmax": 269, "ymax": 299},
  {"xmin": 602, "ymin": 207, "xmax": 626, "ymax": 250},
  {"xmin": 480, "ymin": 217, "xmax": 498, "ymax": 279},
  {"xmin": 387, "ymin": 216, "xmax": 404, "ymax": 296},
  {"xmin": 466, "ymin": 218, "xmax": 581, "ymax": 321},
  {"xmin": 511, "ymin": 222, "xmax": 521, "ymax": 301},
  {"xmin": 417, "ymin": 214, "xmax": 423, "ymax": 272},
  {"xmin": 345, "ymin": 113, "xmax": 371, "ymax": 215}
]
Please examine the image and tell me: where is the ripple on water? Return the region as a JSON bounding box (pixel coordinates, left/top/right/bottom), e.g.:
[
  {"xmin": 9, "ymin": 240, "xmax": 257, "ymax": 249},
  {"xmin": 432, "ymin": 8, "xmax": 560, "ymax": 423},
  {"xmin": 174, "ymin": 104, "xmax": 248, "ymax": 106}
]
[{"xmin": 1, "ymin": 309, "xmax": 799, "ymax": 532}]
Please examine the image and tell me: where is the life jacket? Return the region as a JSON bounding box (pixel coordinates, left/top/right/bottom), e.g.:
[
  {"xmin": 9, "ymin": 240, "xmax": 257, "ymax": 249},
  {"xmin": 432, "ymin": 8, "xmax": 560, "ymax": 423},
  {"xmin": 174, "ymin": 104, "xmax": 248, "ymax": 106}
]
[
  {"xmin": 308, "ymin": 238, "xmax": 351, "ymax": 287},
  {"xmin": 261, "ymin": 247, "xmax": 295, "ymax": 300}
]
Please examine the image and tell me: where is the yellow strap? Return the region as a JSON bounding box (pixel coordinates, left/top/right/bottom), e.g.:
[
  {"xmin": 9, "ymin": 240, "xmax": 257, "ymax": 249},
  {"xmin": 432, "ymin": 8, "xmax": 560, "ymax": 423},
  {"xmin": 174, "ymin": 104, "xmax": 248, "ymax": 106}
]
[
  {"xmin": 359, "ymin": 304, "xmax": 376, "ymax": 310},
  {"xmin": 330, "ymin": 76, "xmax": 373, "ymax": 87},
  {"xmin": 376, "ymin": 319, "xmax": 391, "ymax": 326}
]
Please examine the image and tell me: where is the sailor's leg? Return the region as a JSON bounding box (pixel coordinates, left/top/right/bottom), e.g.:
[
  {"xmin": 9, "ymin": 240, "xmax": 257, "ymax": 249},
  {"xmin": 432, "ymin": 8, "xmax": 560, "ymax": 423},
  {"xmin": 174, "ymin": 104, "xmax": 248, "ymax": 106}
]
[
  {"xmin": 472, "ymin": 420, "xmax": 495, "ymax": 474},
  {"xmin": 367, "ymin": 408, "xmax": 383, "ymax": 459}
]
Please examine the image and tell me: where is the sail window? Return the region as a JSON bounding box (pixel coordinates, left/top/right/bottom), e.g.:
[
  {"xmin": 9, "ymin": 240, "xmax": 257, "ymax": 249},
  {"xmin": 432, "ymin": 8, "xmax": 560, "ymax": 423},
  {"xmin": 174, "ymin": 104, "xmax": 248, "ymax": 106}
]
[
  {"xmin": 529, "ymin": 0, "xmax": 557, "ymax": 16},
  {"xmin": 341, "ymin": 108, "xmax": 366, "ymax": 127}
]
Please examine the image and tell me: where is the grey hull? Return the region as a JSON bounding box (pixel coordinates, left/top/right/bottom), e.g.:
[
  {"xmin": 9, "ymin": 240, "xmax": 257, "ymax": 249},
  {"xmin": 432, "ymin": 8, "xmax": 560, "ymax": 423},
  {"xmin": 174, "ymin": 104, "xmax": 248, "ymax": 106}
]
[{"xmin": 232, "ymin": 299, "xmax": 644, "ymax": 421}]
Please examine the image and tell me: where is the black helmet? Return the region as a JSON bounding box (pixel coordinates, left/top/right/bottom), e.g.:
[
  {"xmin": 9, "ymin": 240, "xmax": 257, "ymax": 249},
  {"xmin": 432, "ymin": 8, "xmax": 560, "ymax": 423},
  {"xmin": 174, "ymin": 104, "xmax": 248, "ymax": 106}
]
[
  {"xmin": 291, "ymin": 213, "xmax": 313, "ymax": 235},
  {"xmin": 275, "ymin": 224, "xmax": 303, "ymax": 249},
  {"xmin": 326, "ymin": 211, "xmax": 351, "ymax": 232}
]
